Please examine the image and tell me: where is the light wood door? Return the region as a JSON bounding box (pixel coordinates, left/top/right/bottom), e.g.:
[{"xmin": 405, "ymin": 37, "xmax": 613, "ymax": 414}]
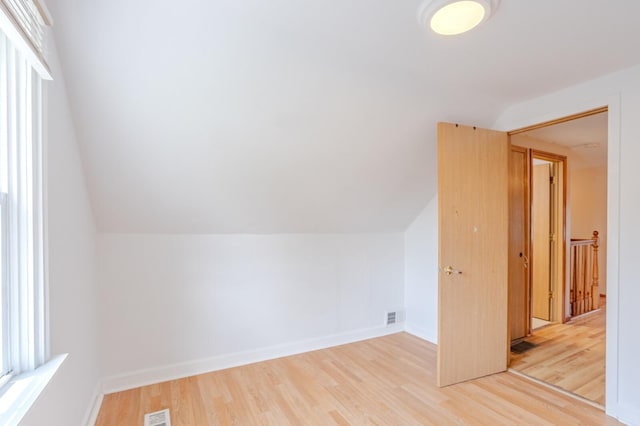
[
  {"xmin": 437, "ymin": 122, "xmax": 509, "ymax": 387},
  {"xmin": 532, "ymin": 163, "xmax": 552, "ymax": 320},
  {"xmin": 508, "ymin": 146, "xmax": 530, "ymax": 342}
]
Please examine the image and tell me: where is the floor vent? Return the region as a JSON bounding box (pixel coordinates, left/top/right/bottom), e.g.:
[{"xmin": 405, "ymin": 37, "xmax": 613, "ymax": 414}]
[
  {"xmin": 510, "ymin": 341, "xmax": 537, "ymax": 354},
  {"xmin": 386, "ymin": 311, "xmax": 397, "ymax": 325},
  {"xmin": 144, "ymin": 409, "xmax": 171, "ymax": 426}
]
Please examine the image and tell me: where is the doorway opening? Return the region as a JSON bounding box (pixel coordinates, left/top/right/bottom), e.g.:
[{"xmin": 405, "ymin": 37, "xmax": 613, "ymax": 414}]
[
  {"xmin": 530, "ymin": 151, "xmax": 566, "ymax": 328},
  {"xmin": 507, "ymin": 109, "xmax": 608, "ymax": 407}
]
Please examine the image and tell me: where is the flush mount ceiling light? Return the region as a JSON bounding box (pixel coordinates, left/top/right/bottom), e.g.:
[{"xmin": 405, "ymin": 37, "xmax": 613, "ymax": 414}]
[{"xmin": 418, "ymin": 0, "xmax": 499, "ymax": 36}]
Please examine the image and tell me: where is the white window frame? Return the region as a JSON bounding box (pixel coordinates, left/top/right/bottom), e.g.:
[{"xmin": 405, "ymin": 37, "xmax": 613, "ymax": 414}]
[
  {"xmin": 0, "ymin": 7, "xmax": 63, "ymax": 424},
  {"xmin": 0, "ymin": 191, "xmax": 10, "ymax": 385}
]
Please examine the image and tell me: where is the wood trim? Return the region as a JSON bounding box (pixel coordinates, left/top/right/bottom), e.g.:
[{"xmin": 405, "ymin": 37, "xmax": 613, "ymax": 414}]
[
  {"xmin": 508, "ymin": 144, "xmax": 531, "ymax": 344},
  {"xmin": 507, "ymin": 106, "xmax": 608, "ymax": 136},
  {"xmin": 571, "ymin": 239, "xmax": 595, "ymax": 245},
  {"xmin": 531, "ymin": 162, "xmax": 552, "ymax": 320},
  {"xmin": 530, "ymin": 150, "xmax": 568, "ymax": 324},
  {"xmin": 508, "ymin": 369, "xmax": 604, "ymax": 411},
  {"xmin": 530, "ymin": 150, "xmax": 567, "ymax": 163},
  {"xmin": 559, "ymin": 155, "xmax": 568, "ymax": 324}
]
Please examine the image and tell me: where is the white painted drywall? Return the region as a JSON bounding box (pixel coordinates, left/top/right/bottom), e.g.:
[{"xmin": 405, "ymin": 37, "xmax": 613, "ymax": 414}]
[
  {"xmin": 404, "ymin": 196, "xmax": 438, "ymax": 343},
  {"xmin": 46, "ymin": 0, "xmax": 640, "ymax": 234},
  {"xmin": 20, "ymin": 37, "xmax": 101, "ymax": 426},
  {"xmin": 570, "ymin": 166, "xmax": 607, "ymax": 294},
  {"xmin": 494, "ymin": 63, "xmax": 640, "ymax": 425},
  {"xmin": 97, "ymin": 233, "xmax": 404, "ymax": 378}
]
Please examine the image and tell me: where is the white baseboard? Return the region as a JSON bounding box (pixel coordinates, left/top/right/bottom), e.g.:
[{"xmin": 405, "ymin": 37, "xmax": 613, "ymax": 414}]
[
  {"xmin": 101, "ymin": 323, "xmax": 404, "ymax": 395},
  {"xmin": 617, "ymin": 402, "xmax": 640, "ymax": 426},
  {"xmin": 404, "ymin": 322, "xmax": 437, "ymax": 344},
  {"xmin": 82, "ymin": 383, "xmax": 104, "ymax": 426}
]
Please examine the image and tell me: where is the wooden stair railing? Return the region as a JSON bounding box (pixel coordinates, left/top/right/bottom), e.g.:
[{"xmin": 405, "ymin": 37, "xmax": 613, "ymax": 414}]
[{"xmin": 570, "ymin": 231, "xmax": 599, "ymax": 317}]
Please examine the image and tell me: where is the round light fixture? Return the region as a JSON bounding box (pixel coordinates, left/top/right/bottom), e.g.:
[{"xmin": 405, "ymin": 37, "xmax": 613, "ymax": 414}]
[{"xmin": 418, "ymin": 0, "xmax": 498, "ymax": 36}]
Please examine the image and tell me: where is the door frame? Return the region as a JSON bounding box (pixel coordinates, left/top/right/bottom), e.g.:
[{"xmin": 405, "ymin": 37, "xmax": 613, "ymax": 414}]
[
  {"xmin": 499, "ymin": 101, "xmax": 618, "ymax": 416},
  {"xmin": 508, "ymin": 145, "xmax": 531, "ymax": 342},
  {"xmin": 529, "ymin": 150, "xmax": 567, "ymax": 325}
]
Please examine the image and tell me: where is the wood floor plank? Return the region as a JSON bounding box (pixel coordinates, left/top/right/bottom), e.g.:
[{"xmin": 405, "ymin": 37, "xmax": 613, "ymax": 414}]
[
  {"xmin": 510, "ymin": 297, "xmax": 606, "ymax": 405},
  {"xmin": 96, "ymin": 332, "xmax": 619, "ymax": 425}
]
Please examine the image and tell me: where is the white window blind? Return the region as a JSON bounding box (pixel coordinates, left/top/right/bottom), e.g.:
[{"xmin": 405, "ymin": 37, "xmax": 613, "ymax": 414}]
[
  {"xmin": 0, "ymin": 28, "xmax": 47, "ymax": 383},
  {"xmin": 0, "ymin": 0, "xmax": 51, "ymax": 80},
  {"xmin": 3, "ymin": 0, "xmax": 44, "ymax": 52}
]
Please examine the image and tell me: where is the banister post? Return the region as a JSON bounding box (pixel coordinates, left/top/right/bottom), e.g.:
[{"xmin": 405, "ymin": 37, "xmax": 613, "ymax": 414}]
[{"xmin": 592, "ymin": 230, "xmax": 599, "ymax": 309}]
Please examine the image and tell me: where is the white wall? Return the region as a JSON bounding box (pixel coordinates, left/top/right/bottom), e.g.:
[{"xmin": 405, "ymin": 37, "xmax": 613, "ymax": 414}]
[
  {"xmin": 570, "ymin": 166, "xmax": 607, "ymax": 294},
  {"xmin": 404, "ymin": 196, "xmax": 438, "ymax": 343},
  {"xmin": 494, "ymin": 63, "xmax": 640, "ymax": 425},
  {"xmin": 97, "ymin": 233, "xmax": 404, "ymax": 384},
  {"xmin": 20, "ymin": 39, "xmax": 101, "ymax": 425}
]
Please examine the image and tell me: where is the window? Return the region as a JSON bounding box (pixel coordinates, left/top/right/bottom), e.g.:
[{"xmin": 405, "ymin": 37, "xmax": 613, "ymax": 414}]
[
  {"xmin": 0, "ymin": 17, "xmax": 46, "ymax": 388},
  {"xmin": 1, "ymin": 190, "xmax": 8, "ymax": 379},
  {"xmin": 0, "ymin": 2, "xmax": 58, "ymax": 423}
]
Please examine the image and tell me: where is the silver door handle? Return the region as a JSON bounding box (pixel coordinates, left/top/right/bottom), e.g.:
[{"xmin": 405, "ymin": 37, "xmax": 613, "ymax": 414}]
[{"xmin": 444, "ymin": 265, "xmax": 462, "ymax": 275}]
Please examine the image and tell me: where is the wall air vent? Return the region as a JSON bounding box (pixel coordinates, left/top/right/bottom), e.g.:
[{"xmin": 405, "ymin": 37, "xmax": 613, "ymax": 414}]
[
  {"xmin": 385, "ymin": 309, "xmax": 405, "ymax": 326},
  {"xmin": 144, "ymin": 409, "xmax": 171, "ymax": 426}
]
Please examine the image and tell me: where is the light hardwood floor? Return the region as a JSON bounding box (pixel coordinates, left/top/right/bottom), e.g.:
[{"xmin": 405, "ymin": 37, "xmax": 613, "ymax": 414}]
[
  {"xmin": 510, "ymin": 297, "xmax": 606, "ymax": 406},
  {"xmin": 96, "ymin": 332, "xmax": 619, "ymax": 425}
]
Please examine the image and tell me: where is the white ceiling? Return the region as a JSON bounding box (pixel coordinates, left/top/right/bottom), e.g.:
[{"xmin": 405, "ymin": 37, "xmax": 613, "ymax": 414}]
[{"xmin": 46, "ymin": 0, "xmax": 640, "ymax": 233}]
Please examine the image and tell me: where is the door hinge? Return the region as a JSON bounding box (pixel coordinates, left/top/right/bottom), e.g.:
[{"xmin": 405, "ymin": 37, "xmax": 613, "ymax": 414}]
[{"xmin": 550, "ymin": 175, "xmax": 556, "ymax": 185}]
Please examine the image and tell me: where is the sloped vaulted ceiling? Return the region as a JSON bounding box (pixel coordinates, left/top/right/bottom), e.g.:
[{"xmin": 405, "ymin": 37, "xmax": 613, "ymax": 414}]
[{"xmin": 47, "ymin": 0, "xmax": 640, "ymax": 233}]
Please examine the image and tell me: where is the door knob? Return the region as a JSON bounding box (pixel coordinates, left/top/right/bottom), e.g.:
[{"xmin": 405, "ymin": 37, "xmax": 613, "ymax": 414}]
[{"xmin": 444, "ymin": 265, "xmax": 462, "ymax": 276}]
